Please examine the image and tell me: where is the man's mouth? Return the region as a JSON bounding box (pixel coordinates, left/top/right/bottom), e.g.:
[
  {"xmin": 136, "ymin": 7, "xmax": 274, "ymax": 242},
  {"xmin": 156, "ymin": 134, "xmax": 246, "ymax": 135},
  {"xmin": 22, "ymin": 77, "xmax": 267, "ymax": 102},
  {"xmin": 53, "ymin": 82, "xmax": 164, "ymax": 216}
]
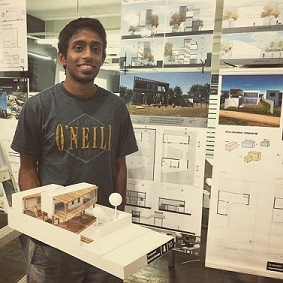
[{"xmin": 79, "ymin": 64, "xmax": 95, "ymax": 72}]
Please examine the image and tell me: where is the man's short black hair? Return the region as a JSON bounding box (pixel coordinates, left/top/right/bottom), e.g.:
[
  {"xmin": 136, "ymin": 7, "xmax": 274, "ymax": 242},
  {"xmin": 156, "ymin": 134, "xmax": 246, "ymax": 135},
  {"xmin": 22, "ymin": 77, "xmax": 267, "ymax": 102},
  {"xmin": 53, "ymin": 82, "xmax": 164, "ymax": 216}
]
[{"xmin": 58, "ymin": 17, "xmax": 107, "ymax": 60}]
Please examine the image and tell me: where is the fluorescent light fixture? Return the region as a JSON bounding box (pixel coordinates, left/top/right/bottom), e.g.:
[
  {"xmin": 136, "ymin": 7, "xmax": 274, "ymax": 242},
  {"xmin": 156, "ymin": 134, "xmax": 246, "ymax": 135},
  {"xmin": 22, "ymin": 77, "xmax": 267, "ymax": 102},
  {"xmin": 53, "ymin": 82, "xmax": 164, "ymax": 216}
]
[{"xmin": 28, "ymin": 52, "xmax": 55, "ymax": 60}]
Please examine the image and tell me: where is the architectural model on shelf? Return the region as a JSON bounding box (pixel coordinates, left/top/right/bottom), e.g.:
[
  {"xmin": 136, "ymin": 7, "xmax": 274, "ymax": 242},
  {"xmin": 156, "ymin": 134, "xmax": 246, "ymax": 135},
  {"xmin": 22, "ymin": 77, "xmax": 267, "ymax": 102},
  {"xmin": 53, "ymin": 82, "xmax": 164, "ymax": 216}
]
[{"xmin": 8, "ymin": 182, "xmax": 174, "ymax": 279}]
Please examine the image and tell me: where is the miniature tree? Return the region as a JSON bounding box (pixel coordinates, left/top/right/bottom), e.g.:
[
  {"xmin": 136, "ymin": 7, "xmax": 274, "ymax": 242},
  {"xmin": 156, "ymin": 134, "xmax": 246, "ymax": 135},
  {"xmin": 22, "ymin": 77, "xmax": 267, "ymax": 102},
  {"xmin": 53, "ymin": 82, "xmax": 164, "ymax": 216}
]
[
  {"xmin": 128, "ymin": 25, "xmax": 137, "ymax": 35},
  {"xmin": 261, "ymin": 4, "xmax": 280, "ymax": 25},
  {"xmin": 93, "ymin": 206, "xmax": 103, "ymax": 226},
  {"xmin": 223, "ymin": 8, "xmax": 239, "ymax": 28},
  {"xmin": 220, "ymin": 41, "xmax": 231, "ymax": 57},
  {"xmin": 143, "ymin": 45, "xmax": 154, "ymax": 64},
  {"xmin": 109, "ymin": 193, "xmax": 122, "ymax": 219},
  {"xmin": 265, "ymin": 41, "xmax": 278, "ymax": 58},
  {"xmin": 151, "ymin": 14, "xmax": 159, "ymax": 34},
  {"xmin": 164, "ymin": 42, "xmax": 175, "ymax": 64},
  {"xmin": 169, "ymin": 12, "xmax": 182, "ymax": 31},
  {"xmin": 278, "ymin": 41, "xmax": 283, "ymax": 58}
]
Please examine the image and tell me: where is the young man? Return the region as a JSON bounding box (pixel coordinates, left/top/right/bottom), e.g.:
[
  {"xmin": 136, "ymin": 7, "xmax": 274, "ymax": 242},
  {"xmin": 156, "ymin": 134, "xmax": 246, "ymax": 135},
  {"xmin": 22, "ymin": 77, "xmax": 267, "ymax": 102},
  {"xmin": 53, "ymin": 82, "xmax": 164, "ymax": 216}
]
[{"xmin": 11, "ymin": 18, "xmax": 138, "ymax": 282}]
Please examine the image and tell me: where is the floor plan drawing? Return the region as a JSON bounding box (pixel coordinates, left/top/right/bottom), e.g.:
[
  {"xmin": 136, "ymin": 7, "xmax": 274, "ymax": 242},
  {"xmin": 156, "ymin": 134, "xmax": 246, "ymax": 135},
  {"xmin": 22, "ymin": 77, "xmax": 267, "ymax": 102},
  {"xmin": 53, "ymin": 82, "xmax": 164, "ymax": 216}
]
[
  {"xmin": 0, "ymin": 0, "xmax": 27, "ymax": 71},
  {"xmin": 160, "ymin": 129, "xmax": 196, "ymax": 186},
  {"xmin": 269, "ymin": 185, "xmax": 283, "ymax": 261},
  {"xmin": 213, "ymin": 178, "xmax": 258, "ymax": 255},
  {"xmin": 217, "ymin": 190, "xmax": 250, "ymax": 217},
  {"xmin": 2, "ymin": 28, "xmax": 18, "ymax": 48},
  {"xmin": 127, "ymin": 127, "xmax": 156, "ymax": 181},
  {"xmin": 1, "ymin": 6, "xmax": 25, "ymax": 22},
  {"xmin": 125, "ymin": 125, "xmax": 206, "ymax": 236}
]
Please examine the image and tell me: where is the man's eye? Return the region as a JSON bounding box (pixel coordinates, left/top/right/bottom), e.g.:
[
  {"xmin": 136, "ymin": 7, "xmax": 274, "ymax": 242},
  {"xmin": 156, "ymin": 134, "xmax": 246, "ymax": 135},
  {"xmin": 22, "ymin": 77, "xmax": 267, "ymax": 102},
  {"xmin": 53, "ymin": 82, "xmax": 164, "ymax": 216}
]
[
  {"xmin": 73, "ymin": 45, "xmax": 83, "ymax": 51},
  {"xmin": 92, "ymin": 46, "xmax": 102, "ymax": 53}
]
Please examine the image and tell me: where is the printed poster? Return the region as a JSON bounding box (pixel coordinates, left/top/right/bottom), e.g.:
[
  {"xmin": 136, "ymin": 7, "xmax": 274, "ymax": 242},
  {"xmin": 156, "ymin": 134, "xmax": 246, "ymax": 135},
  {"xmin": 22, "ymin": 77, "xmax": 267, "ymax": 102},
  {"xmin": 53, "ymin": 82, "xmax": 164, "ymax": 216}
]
[
  {"xmin": 0, "ymin": 0, "xmax": 28, "ymax": 71},
  {"xmin": 206, "ymin": 68, "xmax": 283, "ymax": 279},
  {"xmin": 220, "ymin": 0, "xmax": 283, "ymax": 66}
]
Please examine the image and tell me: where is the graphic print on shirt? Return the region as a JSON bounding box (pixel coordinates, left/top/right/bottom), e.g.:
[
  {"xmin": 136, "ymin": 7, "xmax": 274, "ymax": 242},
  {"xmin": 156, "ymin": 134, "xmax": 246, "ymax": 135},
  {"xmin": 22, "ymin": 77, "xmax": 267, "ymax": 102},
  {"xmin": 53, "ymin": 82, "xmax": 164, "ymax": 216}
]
[{"xmin": 50, "ymin": 113, "xmax": 112, "ymax": 163}]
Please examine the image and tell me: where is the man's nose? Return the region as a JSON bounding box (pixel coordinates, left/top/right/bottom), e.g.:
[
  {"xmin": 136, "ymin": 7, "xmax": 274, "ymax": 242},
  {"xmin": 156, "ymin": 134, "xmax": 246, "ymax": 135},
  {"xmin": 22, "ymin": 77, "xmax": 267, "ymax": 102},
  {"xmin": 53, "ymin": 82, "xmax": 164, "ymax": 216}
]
[{"xmin": 82, "ymin": 46, "xmax": 92, "ymax": 57}]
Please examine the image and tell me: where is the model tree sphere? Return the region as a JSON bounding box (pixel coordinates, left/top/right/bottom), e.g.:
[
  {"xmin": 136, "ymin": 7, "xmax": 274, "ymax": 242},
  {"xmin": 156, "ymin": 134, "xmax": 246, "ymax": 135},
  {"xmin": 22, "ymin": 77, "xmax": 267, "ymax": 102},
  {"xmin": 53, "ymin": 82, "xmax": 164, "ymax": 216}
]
[
  {"xmin": 93, "ymin": 206, "xmax": 103, "ymax": 218},
  {"xmin": 109, "ymin": 192, "xmax": 122, "ymax": 207}
]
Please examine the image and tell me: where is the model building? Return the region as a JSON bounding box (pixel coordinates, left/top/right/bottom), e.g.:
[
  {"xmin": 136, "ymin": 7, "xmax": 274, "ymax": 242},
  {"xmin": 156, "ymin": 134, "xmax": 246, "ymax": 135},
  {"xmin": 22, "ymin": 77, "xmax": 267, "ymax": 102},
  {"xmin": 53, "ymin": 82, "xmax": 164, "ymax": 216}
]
[{"xmin": 22, "ymin": 183, "xmax": 98, "ymax": 233}]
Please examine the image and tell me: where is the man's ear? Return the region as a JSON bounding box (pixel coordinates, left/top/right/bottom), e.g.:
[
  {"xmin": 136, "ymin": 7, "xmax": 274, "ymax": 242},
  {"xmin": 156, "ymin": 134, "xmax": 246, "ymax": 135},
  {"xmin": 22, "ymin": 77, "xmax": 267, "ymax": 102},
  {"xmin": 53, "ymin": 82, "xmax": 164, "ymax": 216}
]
[{"xmin": 58, "ymin": 52, "xmax": 66, "ymax": 67}]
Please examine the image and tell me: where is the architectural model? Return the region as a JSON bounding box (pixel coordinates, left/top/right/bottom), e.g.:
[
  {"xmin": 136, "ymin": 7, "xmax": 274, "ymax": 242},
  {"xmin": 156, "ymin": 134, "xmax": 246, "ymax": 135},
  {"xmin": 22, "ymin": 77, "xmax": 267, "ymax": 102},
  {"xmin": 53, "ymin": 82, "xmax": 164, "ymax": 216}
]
[
  {"xmin": 24, "ymin": 185, "xmax": 97, "ymax": 223},
  {"xmin": 8, "ymin": 182, "xmax": 174, "ymax": 279}
]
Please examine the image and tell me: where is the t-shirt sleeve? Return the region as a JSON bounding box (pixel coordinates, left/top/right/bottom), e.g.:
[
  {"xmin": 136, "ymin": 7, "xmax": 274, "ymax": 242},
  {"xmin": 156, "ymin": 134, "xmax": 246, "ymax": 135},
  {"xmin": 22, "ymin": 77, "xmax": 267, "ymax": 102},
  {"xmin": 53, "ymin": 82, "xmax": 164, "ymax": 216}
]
[{"xmin": 11, "ymin": 98, "xmax": 42, "ymax": 156}]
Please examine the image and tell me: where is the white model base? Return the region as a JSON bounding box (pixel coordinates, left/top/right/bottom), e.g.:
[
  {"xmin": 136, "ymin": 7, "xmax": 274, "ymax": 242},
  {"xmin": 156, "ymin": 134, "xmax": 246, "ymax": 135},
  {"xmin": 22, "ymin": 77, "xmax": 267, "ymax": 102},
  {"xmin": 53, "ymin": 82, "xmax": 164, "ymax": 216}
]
[{"xmin": 8, "ymin": 184, "xmax": 174, "ymax": 279}]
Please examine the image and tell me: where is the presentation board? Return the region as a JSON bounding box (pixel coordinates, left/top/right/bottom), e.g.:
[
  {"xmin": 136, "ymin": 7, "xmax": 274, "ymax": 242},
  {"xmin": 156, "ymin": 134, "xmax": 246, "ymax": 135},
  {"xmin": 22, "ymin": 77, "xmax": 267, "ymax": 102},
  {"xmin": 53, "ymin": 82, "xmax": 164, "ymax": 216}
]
[{"xmin": 206, "ymin": 68, "xmax": 283, "ymax": 280}]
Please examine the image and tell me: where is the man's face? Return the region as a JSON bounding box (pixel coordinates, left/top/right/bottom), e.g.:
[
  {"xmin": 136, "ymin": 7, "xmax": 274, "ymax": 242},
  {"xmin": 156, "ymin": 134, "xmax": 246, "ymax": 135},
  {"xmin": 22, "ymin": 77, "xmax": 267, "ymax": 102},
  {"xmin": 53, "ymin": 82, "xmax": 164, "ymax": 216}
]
[{"xmin": 58, "ymin": 28, "xmax": 104, "ymax": 84}]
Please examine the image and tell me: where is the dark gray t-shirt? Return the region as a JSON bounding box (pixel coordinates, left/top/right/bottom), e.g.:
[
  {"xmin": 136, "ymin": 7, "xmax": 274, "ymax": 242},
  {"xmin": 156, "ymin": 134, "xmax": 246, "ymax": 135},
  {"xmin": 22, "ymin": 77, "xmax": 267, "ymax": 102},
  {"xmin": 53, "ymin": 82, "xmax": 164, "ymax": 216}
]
[{"xmin": 11, "ymin": 83, "xmax": 138, "ymax": 206}]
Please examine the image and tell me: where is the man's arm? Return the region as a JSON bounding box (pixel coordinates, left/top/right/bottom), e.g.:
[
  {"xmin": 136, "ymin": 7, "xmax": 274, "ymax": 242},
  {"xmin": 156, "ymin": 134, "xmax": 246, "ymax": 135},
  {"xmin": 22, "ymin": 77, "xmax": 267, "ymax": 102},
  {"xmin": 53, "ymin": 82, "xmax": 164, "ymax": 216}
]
[
  {"xmin": 18, "ymin": 153, "xmax": 41, "ymax": 191},
  {"xmin": 113, "ymin": 155, "xmax": 127, "ymax": 211}
]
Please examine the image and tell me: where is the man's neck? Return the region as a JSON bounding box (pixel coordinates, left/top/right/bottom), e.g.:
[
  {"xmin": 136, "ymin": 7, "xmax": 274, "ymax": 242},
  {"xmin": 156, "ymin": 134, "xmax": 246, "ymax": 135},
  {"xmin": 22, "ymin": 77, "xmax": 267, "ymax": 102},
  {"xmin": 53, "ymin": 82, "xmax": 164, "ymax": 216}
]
[{"xmin": 63, "ymin": 80, "xmax": 97, "ymax": 99}]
